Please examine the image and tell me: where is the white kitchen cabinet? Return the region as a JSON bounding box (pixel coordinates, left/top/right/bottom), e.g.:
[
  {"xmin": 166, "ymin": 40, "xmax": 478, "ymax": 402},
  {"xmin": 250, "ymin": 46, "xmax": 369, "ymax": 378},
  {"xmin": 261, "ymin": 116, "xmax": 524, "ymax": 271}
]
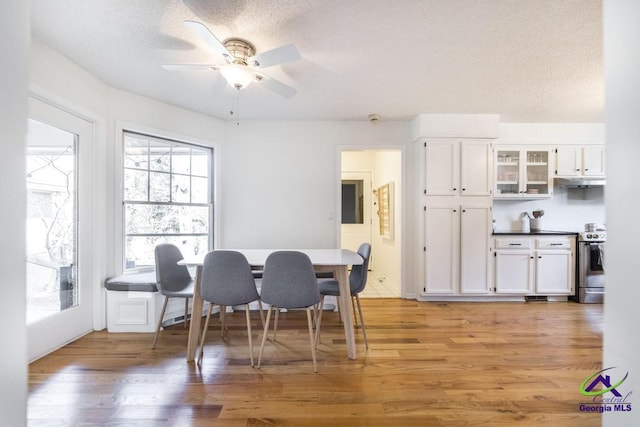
[
  {"xmin": 555, "ymin": 146, "xmax": 605, "ymax": 178},
  {"xmin": 492, "ymin": 235, "xmax": 575, "ymax": 296},
  {"xmin": 494, "ymin": 238, "xmax": 533, "ymax": 294},
  {"xmin": 535, "ymin": 250, "xmax": 573, "ymax": 294},
  {"xmin": 425, "ymin": 139, "xmax": 493, "ymax": 197},
  {"xmin": 495, "ymin": 147, "xmax": 552, "ymax": 199},
  {"xmin": 425, "ymin": 205, "xmax": 491, "ymax": 294}
]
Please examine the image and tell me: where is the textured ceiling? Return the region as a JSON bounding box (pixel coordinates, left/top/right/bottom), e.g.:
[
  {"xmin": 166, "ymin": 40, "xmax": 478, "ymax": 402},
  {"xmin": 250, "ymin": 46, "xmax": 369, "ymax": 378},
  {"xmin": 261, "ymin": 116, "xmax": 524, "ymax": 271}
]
[{"xmin": 30, "ymin": 0, "xmax": 603, "ymax": 122}]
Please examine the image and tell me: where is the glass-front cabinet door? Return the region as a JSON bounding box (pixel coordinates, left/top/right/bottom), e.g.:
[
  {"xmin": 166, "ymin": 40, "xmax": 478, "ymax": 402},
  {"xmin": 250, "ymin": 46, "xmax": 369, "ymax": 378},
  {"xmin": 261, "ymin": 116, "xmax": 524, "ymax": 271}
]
[{"xmin": 495, "ymin": 147, "xmax": 552, "ymax": 199}]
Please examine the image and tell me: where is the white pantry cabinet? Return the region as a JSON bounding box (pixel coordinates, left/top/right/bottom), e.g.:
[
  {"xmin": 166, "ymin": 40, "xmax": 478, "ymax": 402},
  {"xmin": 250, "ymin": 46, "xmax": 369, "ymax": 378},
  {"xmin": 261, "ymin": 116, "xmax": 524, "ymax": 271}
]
[
  {"xmin": 424, "ymin": 139, "xmax": 493, "ymax": 197},
  {"xmin": 424, "ymin": 205, "xmax": 492, "ymax": 294},
  {"xmin": 493, "ymin": 235, "xmax": 575, "ymax": 296},
  {"xmin": 555, "ymin": 146, "xmax": 605, "ymax": 178}
]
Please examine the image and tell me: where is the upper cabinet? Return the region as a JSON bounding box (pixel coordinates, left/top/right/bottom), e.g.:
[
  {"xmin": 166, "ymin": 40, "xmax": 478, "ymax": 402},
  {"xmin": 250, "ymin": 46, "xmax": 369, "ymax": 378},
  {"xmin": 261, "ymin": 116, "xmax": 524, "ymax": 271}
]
[
  {"xmin": 424, "ymin": 139, "xmax": 493, "ymax": 197},
  {"xmin": 495, "ymin": 147, "xmax": 552, "ymax": 199},
  {"xmin": 555, "ymin": 146, "xmax": 605, "ymax": 178}
]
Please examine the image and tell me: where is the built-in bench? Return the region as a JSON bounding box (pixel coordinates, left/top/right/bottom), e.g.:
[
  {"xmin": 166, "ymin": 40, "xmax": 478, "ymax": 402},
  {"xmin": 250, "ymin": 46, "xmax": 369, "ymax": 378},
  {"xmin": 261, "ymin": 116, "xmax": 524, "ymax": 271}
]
[{"xmin": 105, "ymin": 272, "xmax": 162, "ymax": 333}]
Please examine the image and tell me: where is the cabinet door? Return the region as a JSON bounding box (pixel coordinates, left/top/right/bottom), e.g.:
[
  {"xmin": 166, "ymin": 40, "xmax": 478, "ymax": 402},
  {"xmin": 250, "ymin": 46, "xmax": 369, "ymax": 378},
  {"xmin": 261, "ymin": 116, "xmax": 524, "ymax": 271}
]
[
  {"xmin": 425, "ymin": 141, "xmax": 459, "ymax": 196},
  {"xmin": 460, "ymin": 206, "xmax": 491, "ymax": 294},
  {"xmin": 582, "ymin": 147, "xmax": 605, "ymax": 176},
  {"xmin": 460, "ymin": 141, "xmax": 492, "ymax": 196},
  {"xmin": 535, "ymin": 251, "xmax": 573, "ymax": 294},
  {"xmin": 494, "ymin": 251, "xmax": 532, "ymax": 293},
  {"xmin": 555, "ymin": 147, "xmax": 581, "ymax": 177},
  {"xmin": 524, "ymin": 149, "xmax": 552, "ymax": 197},
  {"xmin": 496, "ymin": 148, "xmax": 522, "ymax": 197},
  {"xmin": 425, "ymin": 206, "xmax": 459, "ymax": 293}
]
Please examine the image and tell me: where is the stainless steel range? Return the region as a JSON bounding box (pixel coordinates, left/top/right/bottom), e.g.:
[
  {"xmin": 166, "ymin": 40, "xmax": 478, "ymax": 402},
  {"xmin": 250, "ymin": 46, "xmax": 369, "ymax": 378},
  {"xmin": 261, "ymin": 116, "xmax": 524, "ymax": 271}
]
[{"xmin": 576, "ymin": 229, "xmax": 606, "ymax": 303}]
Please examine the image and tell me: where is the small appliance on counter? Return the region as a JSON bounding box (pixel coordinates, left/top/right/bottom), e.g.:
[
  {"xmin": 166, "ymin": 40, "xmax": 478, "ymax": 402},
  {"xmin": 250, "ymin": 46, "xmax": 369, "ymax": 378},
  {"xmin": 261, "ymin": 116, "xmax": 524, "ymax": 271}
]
[{"xmin": 576, "ymin": 223, "xmax": 606, "ymax": 303}]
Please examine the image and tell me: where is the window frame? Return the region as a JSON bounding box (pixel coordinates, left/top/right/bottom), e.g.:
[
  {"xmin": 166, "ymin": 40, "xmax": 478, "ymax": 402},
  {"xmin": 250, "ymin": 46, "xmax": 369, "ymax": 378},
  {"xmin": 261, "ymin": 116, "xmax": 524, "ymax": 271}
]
[{"xmin": 117, "ymin": 127, "xmax": 215, "ymax": 273}]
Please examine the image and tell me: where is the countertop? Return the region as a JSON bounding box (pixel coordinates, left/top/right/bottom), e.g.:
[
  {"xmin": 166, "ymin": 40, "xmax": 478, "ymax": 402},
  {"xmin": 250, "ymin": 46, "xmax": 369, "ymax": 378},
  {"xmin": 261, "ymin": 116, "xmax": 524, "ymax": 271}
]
[{"xmin": 493, "ymin": 230, "xmax": 578, "ymax": 236}]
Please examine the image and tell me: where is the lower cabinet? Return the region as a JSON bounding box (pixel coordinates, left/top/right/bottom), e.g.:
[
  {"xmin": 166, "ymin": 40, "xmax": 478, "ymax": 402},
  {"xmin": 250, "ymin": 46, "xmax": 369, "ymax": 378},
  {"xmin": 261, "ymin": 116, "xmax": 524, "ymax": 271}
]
[
  {"xmin": 424, "ymin": 205, "xmax": 492, "ymax": 294},
  {"xmin": 494, "ymin": 236, "xmax": 575, "ymax": 296}
]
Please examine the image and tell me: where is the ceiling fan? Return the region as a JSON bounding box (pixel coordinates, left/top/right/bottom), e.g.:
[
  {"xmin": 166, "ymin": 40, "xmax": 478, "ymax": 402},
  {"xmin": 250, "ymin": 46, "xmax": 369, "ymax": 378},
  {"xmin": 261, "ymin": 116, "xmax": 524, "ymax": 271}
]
[{"xmin": 163, "ymin": 20, "xmax": 300, "ymax": 98}]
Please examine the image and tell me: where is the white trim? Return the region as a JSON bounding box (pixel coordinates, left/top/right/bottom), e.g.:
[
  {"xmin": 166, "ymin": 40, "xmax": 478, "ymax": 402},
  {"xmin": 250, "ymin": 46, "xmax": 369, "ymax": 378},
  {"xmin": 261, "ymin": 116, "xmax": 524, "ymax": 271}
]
[{"xmin": 29, "ymin": 84, "xmax": 108, "ymax": 332}]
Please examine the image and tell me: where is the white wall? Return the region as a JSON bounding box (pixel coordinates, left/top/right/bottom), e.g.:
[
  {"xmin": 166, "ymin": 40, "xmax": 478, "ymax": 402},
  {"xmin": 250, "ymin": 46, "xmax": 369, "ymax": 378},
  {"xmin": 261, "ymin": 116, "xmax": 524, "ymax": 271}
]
[
  {"xmin": 603, "ymin": 1, "xmax": 640, "ymax": 425},
  {"xmin": 372, "ymin": 151, "xmax": 403, "ymax": 288},
  {"xmin": 0, "ymin": 3, "xmax": 28, "ymax": 425},
  {"xmin": 219, "ymin": 121, "xmax": 412, "ymax": 250},
  {"xmin": 493, "ymin": 123, "xmax": 606, "ymax": 231}
]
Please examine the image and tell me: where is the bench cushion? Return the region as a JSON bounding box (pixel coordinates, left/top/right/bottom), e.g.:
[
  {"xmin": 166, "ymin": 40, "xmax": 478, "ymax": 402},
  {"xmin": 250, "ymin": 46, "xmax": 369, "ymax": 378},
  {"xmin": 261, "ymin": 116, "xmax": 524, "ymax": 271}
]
[{"xmin": 104, "ymin": 272, "xmax": 158, "ymax": 292}]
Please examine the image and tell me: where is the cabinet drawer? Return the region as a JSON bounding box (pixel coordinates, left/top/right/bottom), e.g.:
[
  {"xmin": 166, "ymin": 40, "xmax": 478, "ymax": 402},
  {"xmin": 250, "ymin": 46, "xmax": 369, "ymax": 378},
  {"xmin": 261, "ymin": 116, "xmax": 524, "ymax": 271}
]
[
  {"xmin": 535, "ymin": 239, "xmax": 571, "ymax": 249},
  {"xmin": 495, "ymin": 238, "xmax": 532, "ymax": 249}
]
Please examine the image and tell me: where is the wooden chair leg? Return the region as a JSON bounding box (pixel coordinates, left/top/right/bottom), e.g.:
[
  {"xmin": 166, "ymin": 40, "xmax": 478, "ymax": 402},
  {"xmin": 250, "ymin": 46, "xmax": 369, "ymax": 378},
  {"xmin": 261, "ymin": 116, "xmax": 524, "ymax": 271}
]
[
  {"xmin": 257, "ymin": 300, "xmax": 265, "ymax": 328},
  {"xmin": 245, "ymin": 304, "xmax": 254, "ymax": 367},
  {"xmin": 351, "ymin": 295, "xmax": 358, "ymax": 327},
  {"xmin": 220, "ymin": 305, "xmax": 226, "ymax": 338},
  {"xmin": 315, "ymin": 297, "xmax": 325, "ymax": 348},
  {"xmin": 184, "ymin": 298, "xmax": 189, "ymax": 327},
  {"xmin": 257, "ymin": 306, "xmax": 273, "ymax": 369},
  {"xmin": 306, "ymin": 307, "xmax": 318, "ymax": 373},
  {"xmin": 197, "ymin": 302, "xmax": 214, "ymax": 363},
  {"xmin": 273, "ymin": 308, "xmax": 280, "ymax": 341},
  {"xmin": 152, "ymin": 296, "xmax": 169, "ymax": 349},
  {"xmin": 355, "ymin": 294, "xmax": 368, "ymax": 349}
]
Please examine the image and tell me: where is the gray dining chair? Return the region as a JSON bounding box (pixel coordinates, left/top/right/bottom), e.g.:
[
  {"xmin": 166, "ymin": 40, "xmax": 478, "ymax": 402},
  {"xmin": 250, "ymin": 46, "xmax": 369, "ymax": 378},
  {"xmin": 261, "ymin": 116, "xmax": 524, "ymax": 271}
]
[
  {"xmin": 198, "ymin": 250, "xmax": 264, "ymax": 366},
  {"xmin": 316, "ymin": 242, "xmax": 371, "ymax": 349},
  {"xmin": 257, "ymin": 251, "xmax": 322, "ymax": 372},
  {"xmin": 152, "ymin": 243, "xmax": 195, "ymax": 349}
]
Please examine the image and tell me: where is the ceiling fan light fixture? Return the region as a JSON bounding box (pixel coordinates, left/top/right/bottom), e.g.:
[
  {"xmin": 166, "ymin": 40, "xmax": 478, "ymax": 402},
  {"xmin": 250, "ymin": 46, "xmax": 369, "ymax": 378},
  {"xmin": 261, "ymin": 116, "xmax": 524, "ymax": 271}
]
[{"xmin": 220, "ymin": 64, "xmax": 255, "ymax": 90}]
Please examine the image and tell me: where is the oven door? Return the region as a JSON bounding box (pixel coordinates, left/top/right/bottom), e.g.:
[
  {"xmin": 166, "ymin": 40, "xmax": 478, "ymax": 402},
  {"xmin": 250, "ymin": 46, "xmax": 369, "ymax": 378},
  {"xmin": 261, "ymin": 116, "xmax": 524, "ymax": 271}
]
[{"xmin": 580, "ymin": 242, "xmax": 605, "ymax": 288}]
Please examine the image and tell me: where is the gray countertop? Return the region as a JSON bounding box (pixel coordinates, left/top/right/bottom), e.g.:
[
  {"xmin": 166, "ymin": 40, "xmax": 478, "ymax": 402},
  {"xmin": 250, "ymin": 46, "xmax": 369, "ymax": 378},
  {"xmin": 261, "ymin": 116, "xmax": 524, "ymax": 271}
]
[{"xmin": 493, "ymin": 230, "xmax": 578, "ymax": 236}]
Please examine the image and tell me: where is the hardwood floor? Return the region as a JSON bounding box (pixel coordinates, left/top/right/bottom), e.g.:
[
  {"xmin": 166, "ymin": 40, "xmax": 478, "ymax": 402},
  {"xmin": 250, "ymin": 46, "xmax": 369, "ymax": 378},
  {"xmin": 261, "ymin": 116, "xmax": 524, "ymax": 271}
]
[{"xmin": 28, "ymin": 300, "xmax": 603, "ymax": 426}]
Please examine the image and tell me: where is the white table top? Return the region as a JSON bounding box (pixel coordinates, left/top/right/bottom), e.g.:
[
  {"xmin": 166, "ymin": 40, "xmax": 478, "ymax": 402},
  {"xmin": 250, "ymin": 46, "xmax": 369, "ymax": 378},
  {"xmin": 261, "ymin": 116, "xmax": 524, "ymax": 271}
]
[{"xmin": 179, "ymin": 248, "xmax": 363, "ymax": 267}]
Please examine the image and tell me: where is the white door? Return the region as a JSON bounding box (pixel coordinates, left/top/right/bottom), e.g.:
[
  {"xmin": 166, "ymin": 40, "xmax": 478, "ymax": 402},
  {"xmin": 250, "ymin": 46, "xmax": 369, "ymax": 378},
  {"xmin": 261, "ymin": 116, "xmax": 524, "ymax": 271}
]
[
  {"xmin": 425, "ymin": 140, "xmax": 459, "ymax": 196},
  {"xmin": 26, "ymin": 97, "xmax": 94, "ymax": 360},
  {"xmin": 341, "ymin": 172, "xmax": 373, "ymax": 258},
  {"xmin": 459, "ymin": 206, "xmax": 491, "ymax": 294},
  {"xmin": 535, "ymin": 251, "xmax": 573, "ymax": 294},
  {"xmin": 425, "ymin": 206, "xmax": 458, "ymax": 294},
  {"xmin": 582, "ymin": 147, "xmax": 606, "ymax": 176},
  {"xmin": 460, "ymin": 141, "xmax": 492, "ymax": 196},
  {"xmin": 494, "ymin": 251, "xmax": 532, "ymax": 294}
]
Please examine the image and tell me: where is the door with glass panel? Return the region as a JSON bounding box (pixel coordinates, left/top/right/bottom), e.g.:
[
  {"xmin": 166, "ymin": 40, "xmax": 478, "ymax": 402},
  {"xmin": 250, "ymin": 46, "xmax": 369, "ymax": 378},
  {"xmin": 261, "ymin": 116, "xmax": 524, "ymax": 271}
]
[{"xmin": 26, "ymin": 97, "xmax": 94, "ymax": 360}]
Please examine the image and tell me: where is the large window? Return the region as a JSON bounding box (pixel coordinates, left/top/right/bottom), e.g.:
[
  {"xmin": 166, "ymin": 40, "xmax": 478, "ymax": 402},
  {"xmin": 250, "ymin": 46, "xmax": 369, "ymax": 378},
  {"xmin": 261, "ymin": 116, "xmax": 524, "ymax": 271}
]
[{"xmin": 123, "ymin": 131, "xmax": 212, "ymax": 270}]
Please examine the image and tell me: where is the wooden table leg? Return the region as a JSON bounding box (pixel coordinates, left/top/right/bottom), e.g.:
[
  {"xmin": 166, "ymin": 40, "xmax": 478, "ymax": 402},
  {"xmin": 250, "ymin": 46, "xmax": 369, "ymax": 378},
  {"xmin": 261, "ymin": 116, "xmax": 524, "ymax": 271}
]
[
  {"xmin": 186, "ymin": 265, "xmax": 203, "ymax": 362},
  {"xmin": 336, "ymin": 265, "xmax": 357, "ymax": 360}
]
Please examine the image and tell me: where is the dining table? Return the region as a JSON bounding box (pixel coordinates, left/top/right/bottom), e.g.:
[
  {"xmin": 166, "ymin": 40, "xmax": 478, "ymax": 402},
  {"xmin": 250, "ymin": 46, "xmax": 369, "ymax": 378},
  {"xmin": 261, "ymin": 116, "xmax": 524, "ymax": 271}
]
[{"xmin": 178, "ymin": 248, "xmax": 364, "ymax": 361}]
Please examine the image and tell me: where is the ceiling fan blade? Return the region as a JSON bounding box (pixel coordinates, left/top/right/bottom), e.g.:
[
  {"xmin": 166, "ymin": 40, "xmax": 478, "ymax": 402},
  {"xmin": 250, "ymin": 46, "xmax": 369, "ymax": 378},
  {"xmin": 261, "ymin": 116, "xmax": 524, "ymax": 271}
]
[
  {"xmin": 184, "ymin": 20, "xmax": 232, "ymax": 61},
  {"xmin": 257, "ymin": 74, "xmax": 297, "ymax": 98},
  {"xmin": 162, "ymin": 64, "xmax": 220, "ymax": 71},
  {"xmin": 249, "ymin": 44, "xmax": 300, "ymax": 68}
]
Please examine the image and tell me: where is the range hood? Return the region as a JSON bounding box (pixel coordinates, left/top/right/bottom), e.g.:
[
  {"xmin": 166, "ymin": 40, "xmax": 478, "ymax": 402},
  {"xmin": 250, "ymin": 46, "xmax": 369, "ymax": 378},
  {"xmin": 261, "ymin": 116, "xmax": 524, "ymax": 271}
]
[{"xmin": 555, "ymin": 177, "xmax": 606, "ymax": 188}]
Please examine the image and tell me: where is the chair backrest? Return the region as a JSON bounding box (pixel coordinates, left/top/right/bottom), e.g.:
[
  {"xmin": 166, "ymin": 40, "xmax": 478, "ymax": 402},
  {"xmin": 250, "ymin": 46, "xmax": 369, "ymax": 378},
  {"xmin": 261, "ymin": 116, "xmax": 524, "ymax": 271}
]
[
  {"xmin": 260, "ymin": 251, "xmax": 321, "ymax": 309},
  {"xmin": 154, "ymin": 243, "xmax": 193, "ymax": 293},
  {"xmin": 200, "ymin": 250, "xmax": 260, "ymax": 306},
  {"xmin": 349, "ymin": 243, "xmax": 371, "ymax": 295}
]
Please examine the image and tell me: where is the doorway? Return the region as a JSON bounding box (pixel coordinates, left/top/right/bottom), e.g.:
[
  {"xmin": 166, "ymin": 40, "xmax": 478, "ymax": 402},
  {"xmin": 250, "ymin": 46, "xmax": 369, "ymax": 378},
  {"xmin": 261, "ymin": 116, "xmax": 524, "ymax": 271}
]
[
  {"xmin": 26, "ymin": 97, "xmax": 94, "ymax": 360},
  {"xmin": 340, "ymin": 150, "xmax": 402, "ymax": 298}
]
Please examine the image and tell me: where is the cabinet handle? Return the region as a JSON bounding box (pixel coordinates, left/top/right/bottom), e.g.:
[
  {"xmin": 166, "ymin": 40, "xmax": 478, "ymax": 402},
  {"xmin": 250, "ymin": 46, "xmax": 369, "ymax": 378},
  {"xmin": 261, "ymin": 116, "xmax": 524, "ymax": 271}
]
[
  {"xmin": 530, "ymin": 256, "xmax": 534, "ymax": 259},
  {"xmin": 584, "ymin": 168, "xmax": 589, "ymax": 171},
  {"xmin": 538, "ymin": 256, "xmax": 542, "ymax": 258},
  {"xmin": 453, "ymin": 209, "xmax": 457, "ymax": 212},
  {"xmin": 509, "ymin": 243, "xmax": 522, "ymax": 246},
  {"xmin": 462, "ymin": 188, "xmax": 466, "ymax": 191},
  {"xmin": 453, "ymin": 188, "xmax": 457, "ymax": 191},
  {"xmin": 462, "ymin": 209, "xmax": 466, "ymax": 212},
  {"xmin": 550, "ymin": 243, "xmax": 563, "ymax": 246},
  {"xmin": 576, "ymin": 168, "xmax": 580, "ymax": 171}
]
